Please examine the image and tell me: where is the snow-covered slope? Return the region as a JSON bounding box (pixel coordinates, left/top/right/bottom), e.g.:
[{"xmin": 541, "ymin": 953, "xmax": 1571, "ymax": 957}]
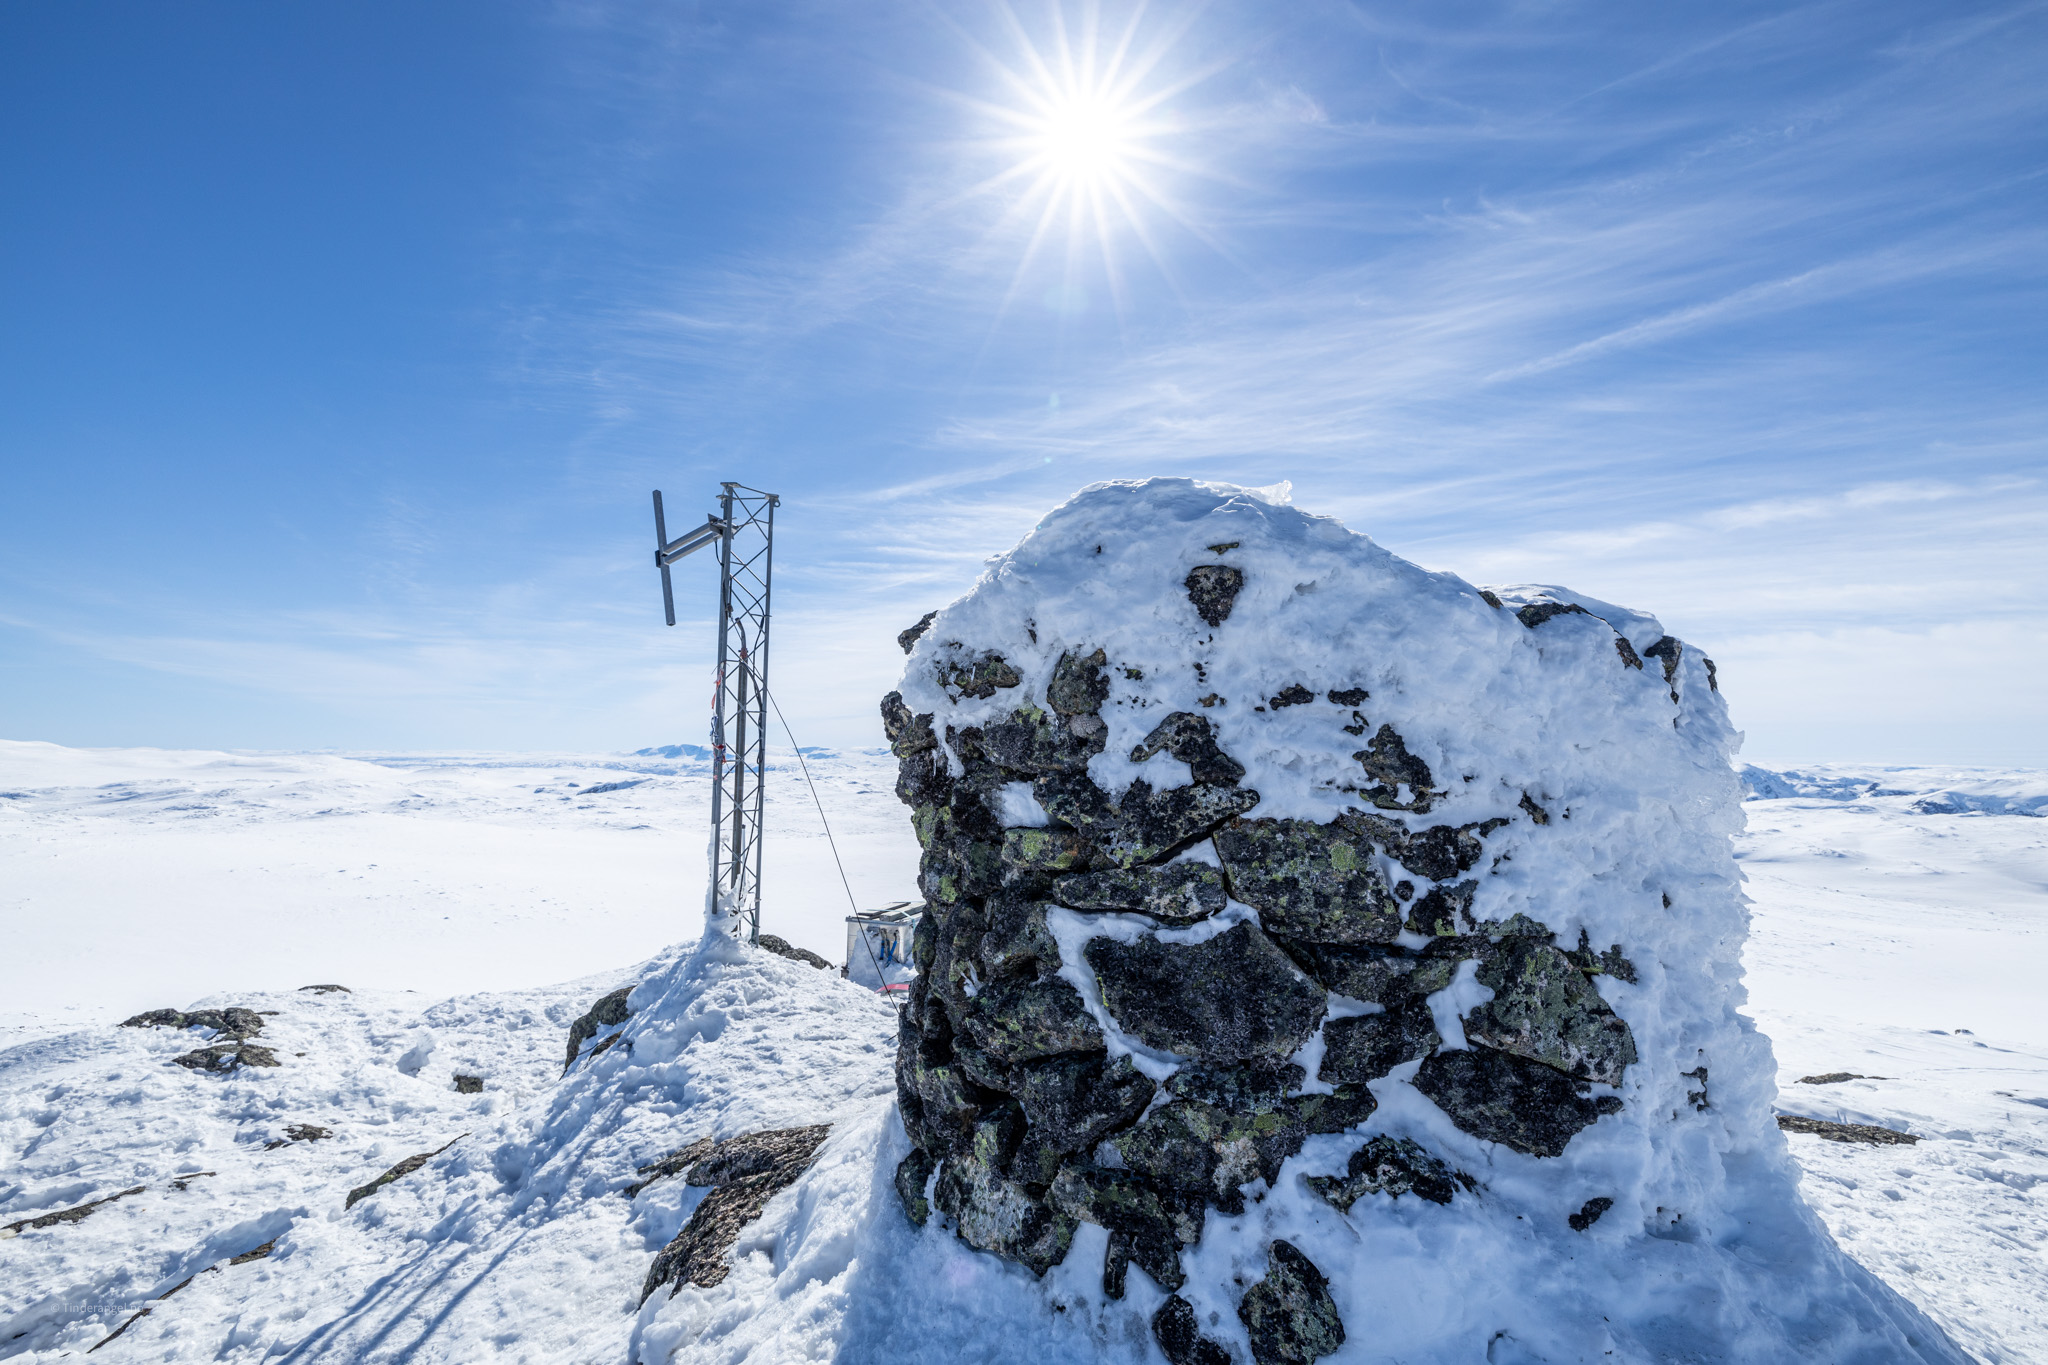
[{"xmin": 2, "ymin": 740, "xmax": 2044, "ymax": 1361}]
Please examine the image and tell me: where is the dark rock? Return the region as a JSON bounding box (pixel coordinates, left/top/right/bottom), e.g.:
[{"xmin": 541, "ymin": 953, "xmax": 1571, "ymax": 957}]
[
  {"xmin": 1569, "ymin": 1196, "xmax": 1613, "ymax": 1231},
  {"xmin": 1776, "ymin": 1115, "xmax": 1919, "ymax": 1145},
  {"xmin": 898, "ymin": 611, "xmax": 938, "ymax": 653},
  {"xmin": 1110, "ymin": 780, "xmax": 1262, "ymax": 867},
  {"xmin": 1130, "ymin": 712, "xmax": 1246, "ymax": 786},
  {"xmin": 934, "ymin": 1113, "xmax": 1075, "ymax": 1274},
  {"xmin": 1515, "ymin": 601, "xmax": 1589, "ymax": 629},
  {"xmin": 4, "ymin": 1184, "xmax": 145, "ymax": 1235},
  {"xmin": 1317, "ymin": 1005, "xmax": 1441, "ymax": 1085},
  {"xmin": 1518, "ymin": 791, "xmax": 1551, "ymax": 825},
  {"xmin": 983, "ymin": 703, "xmax": 1107, "ymax": 776},
  {"xmin": 625, "ymin": 1136, "xmax": 719, "ymax": 1199},
  {"xmin": 1412, "ymin": 1047, "xmax": 1620, "ymax": 1157},
  {"xmin": 1797, "ymin": 1072, "xmax": 1884, "ymax": 1085},
  {"xmin": 881, "ymin": 690, "xmax": 938, "ymax": 756},
  {"xmin": 1049, "ymin": 1164, "xmax": 1202, "ymax": 1295},
  {"xmin": 1563, "ymin": 928, "xmax": 1639, "ymax": 984},
  {"xmin": 1477, "ymin": 589, "xmax": 1504, "ymax": 608},
  {"xmin": 1166, "ymin": 1059, "xmax": 1302, "ymax": 1113},
  {"xmin": 1404, "ymin": 880, "xmax": 1474, "ymax": 937},
  {"xmin": 1275, "ymin": 938, "xmax": 1413, "ymax": 1003},
  {"xmin": 1185, "ymin": 565, "xmax": 1245, "ymax": 627},
  {"xmin": 1053, "ymin": 862, "xmax": 1227, "ymax": 923},
  {"xmin": 894, "ymin": 1147, "xmax": 936, "ymax": 1225},
  {"xmin": 122, "ymin": 1007, "xmax": 266, "ymax": 1040},
  {"xmin": 1305, "ymin": 1135, "xmax": 1469, "ymax": 1211},
  {"xmin": 563, "ymin": 986, "xmax": 634, "ymax": 1074},
  {"xmin": 1047, "ymin": 648, "xmax": 1111, "ymax": 716},
  {"xmin": 1214, "ymin": 818, "xmax": 1401, "ymax": 944},
  {"xmin": 1353, "ymin": 725, "xmax": 1436, "ymax": 812},
  {"xmin": 1284, "ymin": 1084, "xmax": 1379, "ymax": 1136},
  {"xmin": 1088, "ymin": 922, "xmax": 1326, "ymax": 1064},
  {"xmin": 172, "ymin": 1043, "xmax": 281, "ymax": 1072},
  {"xmin": 1269, "ymin": 684, "xmax": 1315, "ymax": 709},
  {"xmin": 957, "ymin": 974, "xmax": 1103, "ymax": 1066},
  {"xmin": 298, "ymin": 983, "xmax": 351, "ymax": 994},
  {"xmin": 1013, "ymin": 1053, "xmax": 1155, "ymax": 1152},
  {"xmin": 1464, "ymin": 938, "xmax": 1637, "ymax": 1086},
  {"xmin": 263, "ymin": 1123, "xmax": 332, "ymax": 1150},
  {"xmin": 686, "ymin": 1124, "xmax": 835, "ymax": 1187},
  {"xmin": 977, "ymin": 894, "xmax": 1064, "ymax": 981},
  {"xmin": 1154, "ymin": 1295, "xmax": 1232, "ymax": 1365},
  {"xmin": 1030, "ymin": 770, "xmax": 1126, "ymax": 848},
  {"xmin": 1238, "ymin": 1240, "xmax": 1345, "ymax": 1365},
  {"xmin": 452, "ymin": 1074, "xmax": 484, "ymax": 1094},
  {"xmin": 1327, "ymin": 687, "xmax": 1368, "ymax": 707},
  {"xmin": 1110, "ymin": 1098, "xmax": 1270, "ymax": 1215},
  {"xmin": 1339, "ymin": 811, "xmax": 1497, "ymax": 883},
  {"xmin": 941, "ymin": 654, "xmax": 1022, "ymax": 700},
  {"xmin": 228, "ymin": 1238, "xmax": 277, "ymax": 1265},
  {"xmin": 345, "ymin": 1134, "xmax": 466, "ymax": 1209},
  {"xmin": 1615, "ymin": 637, "xmax": 1644, "ymax": 669},
  {"xmin": 641, "ymin": 1124, "xmax": 833, "ymax": 1299},
  {"xmin": 757, "ymin": 934, "xmax": 832, "ymax": 970},
  {"xmin": 1644, "ymin": 637, "xmax": 1682, "ymax": 701}
]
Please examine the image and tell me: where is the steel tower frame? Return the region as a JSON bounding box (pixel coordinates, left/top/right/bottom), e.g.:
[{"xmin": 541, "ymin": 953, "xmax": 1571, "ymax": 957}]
[{"xmin": 653, "ymin": 482, "xmax": 779, "ymax": 944}]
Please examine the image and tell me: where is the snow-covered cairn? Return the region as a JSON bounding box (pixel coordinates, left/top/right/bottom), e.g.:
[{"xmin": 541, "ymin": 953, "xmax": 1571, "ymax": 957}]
[{"xmin": 878, "ymin": 480, "xmax": 1956, "ymax": 1364}]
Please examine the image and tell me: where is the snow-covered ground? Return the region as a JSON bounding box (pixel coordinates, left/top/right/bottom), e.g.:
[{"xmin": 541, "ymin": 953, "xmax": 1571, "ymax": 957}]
[{"xmin": 2, "ymin": 742, "xmax": 2043, "ymax": 1361}]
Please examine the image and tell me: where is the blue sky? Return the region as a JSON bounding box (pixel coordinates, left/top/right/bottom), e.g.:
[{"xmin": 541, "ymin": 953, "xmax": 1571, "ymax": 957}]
[{"xmin": 3, "ymin": 1, "xmax": 2043, "ymax": 763}]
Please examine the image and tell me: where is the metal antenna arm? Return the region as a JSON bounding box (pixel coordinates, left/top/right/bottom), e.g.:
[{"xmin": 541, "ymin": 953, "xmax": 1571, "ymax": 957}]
[{"xmin": 651, "ymin": 490, "xmax": 731, "ymax": 627}]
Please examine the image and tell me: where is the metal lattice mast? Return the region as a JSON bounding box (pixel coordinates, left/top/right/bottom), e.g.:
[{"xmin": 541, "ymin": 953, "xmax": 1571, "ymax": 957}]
[{"xmin": 652, "ymin": 482, "xmax": 779, "ymax": 944}]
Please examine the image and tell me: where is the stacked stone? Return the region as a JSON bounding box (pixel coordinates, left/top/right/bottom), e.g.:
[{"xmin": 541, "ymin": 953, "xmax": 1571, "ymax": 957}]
[{"xmin": 882, "ymin": 569, "xmax": 1644, "ymax": 1364}]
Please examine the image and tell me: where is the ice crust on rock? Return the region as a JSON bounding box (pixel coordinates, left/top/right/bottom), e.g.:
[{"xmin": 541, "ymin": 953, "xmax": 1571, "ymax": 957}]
[{"xmin": 877, "ymin": 478, "xmax": 1971, "ymax": 1362}]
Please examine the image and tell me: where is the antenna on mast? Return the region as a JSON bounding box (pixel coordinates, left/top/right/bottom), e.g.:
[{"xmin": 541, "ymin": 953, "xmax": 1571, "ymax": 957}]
[{"xmin": 652, "ymin": 483, "xmax": 779, "ymax": 944}]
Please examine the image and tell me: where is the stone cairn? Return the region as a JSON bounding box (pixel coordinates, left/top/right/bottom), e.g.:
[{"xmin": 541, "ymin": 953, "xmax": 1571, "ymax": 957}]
[{"xmin": 881, "ymin": 569, "xmax": 1644, "ymax": 1365}]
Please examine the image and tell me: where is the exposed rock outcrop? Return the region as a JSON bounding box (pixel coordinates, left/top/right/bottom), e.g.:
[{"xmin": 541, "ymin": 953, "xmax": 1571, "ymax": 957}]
[
  {"xmin": 639, "ymin": 1124, "xmax": 832, "ymax": 1300},
  {"xmin": 563, "ymin": 985, "xmax": 634, "ymax": 1073}
]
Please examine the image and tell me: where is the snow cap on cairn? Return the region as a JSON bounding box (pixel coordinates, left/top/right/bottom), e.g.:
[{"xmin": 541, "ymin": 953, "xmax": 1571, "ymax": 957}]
[{"xmin": 881, "ymin": 479, "xmax": 1957, "ymax": 1363}]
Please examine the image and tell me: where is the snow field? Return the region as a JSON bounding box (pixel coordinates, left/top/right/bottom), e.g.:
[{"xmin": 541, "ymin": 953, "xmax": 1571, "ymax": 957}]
[{"xmin": 1, "ymin": 732, "xmax": 2042, "ymax": 1361}]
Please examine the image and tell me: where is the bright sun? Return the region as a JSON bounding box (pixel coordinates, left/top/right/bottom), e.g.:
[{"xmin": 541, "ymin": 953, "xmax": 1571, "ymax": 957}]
[
  {"xmin": 959, "ymin": 3, "xmax": 1211, "ymax": 316},
  {"xmin": 1030, "ymin": 91, "xmax": 1139, "ymax": 186}
]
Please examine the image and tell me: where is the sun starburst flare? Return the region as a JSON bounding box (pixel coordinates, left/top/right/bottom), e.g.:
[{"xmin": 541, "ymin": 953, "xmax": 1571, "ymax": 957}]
[{"xmin": 955, "ymin": 2, "xmax": 1219, "ymax": 324}]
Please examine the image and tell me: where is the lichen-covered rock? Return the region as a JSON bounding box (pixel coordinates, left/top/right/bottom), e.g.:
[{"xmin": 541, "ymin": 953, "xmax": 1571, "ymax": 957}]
[
  {"xmin": 1107, "ymin": 780, "xmax": 1261, "ymax": 867},
  {"xmin": 933, "ymin": 1112, "xmax": 1076, "ymax": 1275},
  {"xmin": 1316, "ymin": 1003, "xmax": 1440, "ymax": 1085},
  {"xmin": 1109, "ymin": 1097, "xmax": 1273, "ymax": 1216},
  {"xmin": 1000, "ymin": 825, "xmax": 1092, "ymax": 872},
  {"xmin": 1184, "ymin": 564, "xmax": 1244, "ymax": 626},
  {"xmin": 1049, "ymin": 1165, "xmax": 1204, "ymax": 1295},
  {"xmin": 956, "ymin": 974, "xmax": 1103, "ymax": 1066},
  {"xmin": 1046, "ymin": 647, "xmax": 1111, "ymax": 716},
  {"xmin": 1411, "ymin": 1046, "xmax": 1622, "ymax": 1157},
  {"xmin": 893, "ymin": 1148, "xmax": 936, "ymax": 1225},
  {"xmin": 1463, "ymin": 937, "xmax": 1637, "ymax": 1085},
  {"xmin": 1305, "ymin": 1135, "xmax": 1471, "ymax": 1210},
  {"xmin": 1012, "ymin": 1052, "xmax": 1155, "ymax": 1152},
  {"xmin": 1053, "ymin": 861, "xmax": 1227, "ymax": 923},
  {"xmin": 1130, "ymin": 711, "xmax": 1246, "ymax": 786},
  {"xmin": 1086, "ymin": 922, "xmax": 1325, "ymax": 1064},
  {"xmin": 1214, "ymin": 818, "xmax": 1402, "ymax": 943},
  {"xmin": 1237, "ymin": 1240, "xmax": 1345, "ymax": 1365},
  {"xmin": 1353, "ymin": 724, "xmax": 1438, "ymax": 813}
]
